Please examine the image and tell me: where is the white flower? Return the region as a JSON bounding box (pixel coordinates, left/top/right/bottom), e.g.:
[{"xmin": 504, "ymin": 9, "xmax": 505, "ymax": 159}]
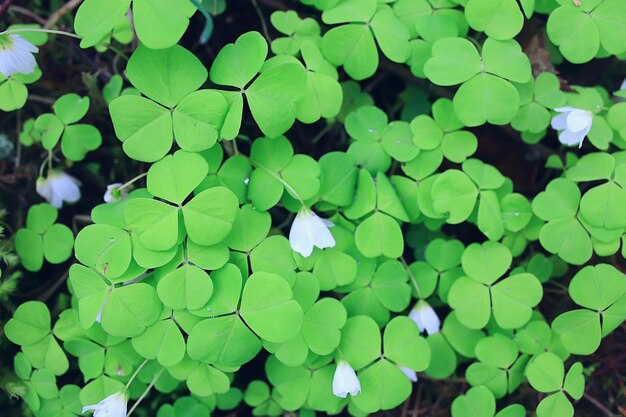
[
  {"xmin": 550, "ymin": 106, "xmax": 593, "ymax": 148},
  {"xmin": 620, "ymin": 78, "xmax": 626, "ymax": 91},
  {"xmin": 0, "ymin": 34, "xmax": 38, "ymax": 77},
  {"xmin": 104, "ymin": 183, "xmax": 128, "ymax": 203},
  {"xmin": 409, "ymin": 300, "xmax": 441, "ymax": 336},
  {"xmin": 36, "ymin": 170, "xmax": 81, "ymax": 209},
  {"xmin": 399, "ymin": 366, "xmax": 418, "ymax": 383},
  {"xmin": 82, "ymin": 390, "xmax": 127, "ymax": 417},
  {"xmin": 332, "ymin": 360, "xmax": 361, "ymax": 398},
  {"xmin": 289, "ymin": 207, "xmax": 335, "ymax": 257}
]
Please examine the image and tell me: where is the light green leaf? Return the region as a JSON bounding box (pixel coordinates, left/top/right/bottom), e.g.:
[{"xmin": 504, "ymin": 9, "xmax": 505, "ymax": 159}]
[
  {"xmin": 182, "ymin": 187, "xmax": 239, "ymax": 246},
  {"xmin": 246, "ymin": 63, "xmax": 307, "ymax": 138},
  {"xmin": 109, "ymin": 95, "xmax": 173, "ymax": 162},
  {"xmin": 453, "ymin": 73, "xmax": 520, "ymax": 127},
  {"xmin": 355, "ymin": 212, "xmax": 404, "ymax": 258},
  {"xmin": 465, "ymin": 0, "xmax": 524, "ymax": 40},
  {"xmin": 240, "ymin": 272, "xmax": 303, "ymax": 343},
  {"xmin": 338, "ymin": 315, "xmax": 381, "ymax": 370},
  {"xmin": 352, "ymin": 359, "xmax": 412, "ymax": 413},
  {"xmin": 75, "ymin": 224, "xmax": 131, "ymax": 280},
  {"xmin": 147, "ymin": 150, "xmax": 209, "ymax": 205},
  {"xmin": 4, "ymin": 301, "xmax": 50, "ymax": 346},
  {"xmin": 210, "ymin": 31, "xmax": 268, "ymax": 89},
  {"xmin": 321, "ymin": 24, "xmax": 378, "ymax": 81},
  {"xmin": 157, "ymin": 264, "xmax": 213, "ymax": 311},
  {"xmin": 100, "ymin": 283, "xmax": 162, "ymax": 337},
  {"xmin": 126, "ymin": 44, "xmax": 207, "ymax": 108},
  {"xmin": 383, "ymin": 316, "xmax": 430, "ymax": 371},
  {"xmin": 187, "ymin": 315, "xmax": 261, "ymax": 367}
]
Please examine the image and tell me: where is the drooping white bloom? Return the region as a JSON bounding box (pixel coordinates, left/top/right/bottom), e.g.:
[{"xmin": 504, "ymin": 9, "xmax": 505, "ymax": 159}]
[
  {"xmin": 409, "ymin": 300, "xmax": 441, "ymax": 336},
  {"xmin": 332, "ymin": 360, "xmax": 361, "ymax": 398},
  {"xmin": 104, "ymin": 183, "xmax": 128, "ymax": 203},
  {"xmin": 289, "ymin": 207, "xmax": 335, "ymax": 257},
  {"xmin": 0, "ymin": 34, "xmax": 38, "ymax": 77},
  {"xmin": 36, "ymin": 171, "xmax": 81, "ymax": 209},
  {"xmin": 399, "ymin": 366, "xmax": 418, "ymax": 382},
  {"xmin": 81, "ymin": 390, "xmax": 127, "ymax": 417},
  {"xmin": 550, "ymin": 106, "xmax": 593, "ymax": 148}
]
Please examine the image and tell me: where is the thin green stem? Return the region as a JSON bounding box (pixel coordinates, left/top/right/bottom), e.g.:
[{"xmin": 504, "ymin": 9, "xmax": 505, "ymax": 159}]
[
  {"xmin": 276, "ymin": 211, "xmax": 296, "ymax": 231},
  {"xmin": 0, "ymin": 27, "xmax": 80, "ymax": 39},
  {"xmin": 232, "ymin": 138, "xmax": 240, "ymax": 155},
  {"xmin": 119, "ymin": 172, "xmax": 147, "ymax": 191},
  {"xmin": 124, "ymin": 359, "xmax": 149, "ymax": 390},
  {"xmin": 38, "ymin": 150, "xmax": 53, "ymax": 178},
  {"xmin": 37, "ymin": 158, "xmax": 47, "ymax": 179},
  {"xmin": 311, "ymin": 124, "xmax": 332, "ymax": 144},
  {"xmin": 250, "ymin": 0, "xmax": 271, "ymax": 44},
  {"xmin": 99, "ymin": 42, "xmax": 130, "ymax": 60},
  {"xmin": 0, "ymin": 27, "xmax": 129, "ymax": 60},
  {"xmin": 126, "ymin": 368, "xmax": 164, "ymax": 417},
  {"xmin": 252, "ymin": 160, "xmax": 305, "ymax": 206},
  {"xmin": 400, "ymin": 256, "xmax": 423, "ymax": 299},
  {"xmin": 46, "ymin": 149, "xmax": 52, "ymax": 172}
]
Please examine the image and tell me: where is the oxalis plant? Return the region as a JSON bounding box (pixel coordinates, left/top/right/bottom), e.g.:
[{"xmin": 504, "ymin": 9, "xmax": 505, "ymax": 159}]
[{"xmin": 1, "ymin": 0, "xmax": 626, "ymax": 416}]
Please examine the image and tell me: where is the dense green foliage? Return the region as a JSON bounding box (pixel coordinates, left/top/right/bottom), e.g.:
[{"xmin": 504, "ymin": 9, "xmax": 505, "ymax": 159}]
[{"xmin": 1, "ymin": 0, "xmax": 626, "ymax": 416}]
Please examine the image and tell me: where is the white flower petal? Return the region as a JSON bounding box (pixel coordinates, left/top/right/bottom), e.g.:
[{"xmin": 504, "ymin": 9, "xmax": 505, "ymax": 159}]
[
  {"xmin": 332, "ymin": 361, "xmax": 361, "ymax": 398},
  {"xmin": 551, "ymin": 106, "xmax": 592, "ymax": 148},
  {"xmin": 310, "ymin": 214, "xmax": 336, "ymax": 250},
  {"xmin": 289, "ymin": 208, "xmax": 335, "ymax": 257},
  {"xmin": 94, "ymin": 304, "xmax": 104, "ymax": 323},
  {"xmin": 36, "ymin": 171, "xmax": 81, "ymax": 208},
  {"xmin": 400, "ymin": 366, "xmax": 418, "ymax": 382},
  {"xmin": 60, "ymin": 178, "xmax": 81, "ymax": 204},
  {"xmin": 81, "ymin": 390, "xmax": 127, "ymax": 417},
  {"xmin": 289, "ymin": 211, "xmax": 314, "ymax": 257},
  {"xmin": 408, "ymin": 308, "xmax": 421, "ymax": 329},
  {"xmin": 12, "ymin": 35, "xmax": 38, "ymax": 53},
  {"xmin": 566, "ymin": 109, "xmax": 592, "ymax": 132},
  {"xmin": 104, "ymin": 183, "xmax": 127, "ymax": 203},
  {"xmin": 409, "ymin": 300, "xmax": 440, "ymax": 336},
  {"xmin": 36, "ymin": 177, "xmax": 53, "ymax": 203},
  {"xmin": 550, "ymin": 112, "xmax": 569, "ymax": 131},
  {"xmin": 49, "ymin": 193, "xmax": 64, "ymax": 209},
  {"xmin": 559, "ymin": 128, "xmax": 586, "ymax": 147},
  {"xmin": 578, "ymin": 125, "xmax": 592, "ymax": 148},
  {"xmin": 322, "ymin": 218, "xmax": 335, "ymax": 227},
  {"xmin": 0, "ymin": 35, "xmax": 38, "ymax": 77}
]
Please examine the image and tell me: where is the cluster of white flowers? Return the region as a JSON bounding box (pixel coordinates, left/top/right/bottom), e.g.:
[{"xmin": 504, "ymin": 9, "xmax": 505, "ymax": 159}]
[{"xmin": 0, "ymin": 34, "xmax": 38, "ymax": 77}]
